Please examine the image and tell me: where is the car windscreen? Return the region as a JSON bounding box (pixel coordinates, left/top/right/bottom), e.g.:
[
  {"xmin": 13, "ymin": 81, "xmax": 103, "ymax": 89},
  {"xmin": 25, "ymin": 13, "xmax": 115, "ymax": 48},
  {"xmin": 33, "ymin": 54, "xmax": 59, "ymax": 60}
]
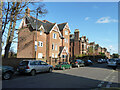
[
  {"xmin": 108, "ymin": 59, "xmax": 115, "ymax": 62},
  {"xmin": 19, "ymin": 61, "xmax": 29, "ymax": 66}
]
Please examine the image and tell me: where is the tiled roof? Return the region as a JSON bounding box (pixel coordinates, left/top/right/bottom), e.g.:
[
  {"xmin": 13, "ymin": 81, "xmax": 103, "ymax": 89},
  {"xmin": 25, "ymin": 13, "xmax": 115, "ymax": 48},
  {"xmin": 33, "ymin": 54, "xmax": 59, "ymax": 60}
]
[
  {"xmin": 26, "ymin": 15, "xmax": 56, "ymax": 33},
  {"xmin": 58, "ymin": 23, "xmax": 67, "ymax": 31}
]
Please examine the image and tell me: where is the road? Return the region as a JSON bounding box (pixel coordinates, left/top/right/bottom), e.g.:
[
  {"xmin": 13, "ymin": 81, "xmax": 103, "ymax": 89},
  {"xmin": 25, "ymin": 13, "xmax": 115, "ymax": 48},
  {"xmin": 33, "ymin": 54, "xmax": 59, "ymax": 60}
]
[{"xmin": 2, "ymin": 63, "xmax": 120, "ymax": 89}]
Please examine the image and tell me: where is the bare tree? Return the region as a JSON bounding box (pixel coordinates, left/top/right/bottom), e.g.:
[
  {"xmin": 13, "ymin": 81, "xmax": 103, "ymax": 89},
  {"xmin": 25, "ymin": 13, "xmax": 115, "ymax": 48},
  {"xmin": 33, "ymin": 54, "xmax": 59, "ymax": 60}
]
[{"xmin": 3, "ymin": 2, "xmax": 47, "ymax": 58}]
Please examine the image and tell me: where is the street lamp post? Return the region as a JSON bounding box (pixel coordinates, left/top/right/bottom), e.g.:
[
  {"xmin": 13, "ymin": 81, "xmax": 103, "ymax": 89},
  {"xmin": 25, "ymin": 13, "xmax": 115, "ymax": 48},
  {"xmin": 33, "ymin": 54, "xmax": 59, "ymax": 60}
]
[{"xmin": 35, "ymin": 9, "xmax": 38, "ymax": 59}]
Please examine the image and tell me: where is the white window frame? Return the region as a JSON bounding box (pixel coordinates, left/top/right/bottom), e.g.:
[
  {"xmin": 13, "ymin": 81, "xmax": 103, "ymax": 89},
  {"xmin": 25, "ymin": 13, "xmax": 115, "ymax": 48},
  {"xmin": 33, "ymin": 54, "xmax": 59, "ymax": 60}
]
[
  {"xmin": 65, "ymin": 30, "xmax": 68, "ymax": 35},
  {"xmin": 38, "ymin": 53, "xmax": 43, "ymax": 58},
  {"xmin": 66, "ymin": 39, "xmax": 68, "ymax": 43},
  {"xmin": 53, "ymin": 33, "xmax": 57, "ymax": 39},
  {"xmin": 38, "ymin": 41, "xmax": 43, "ymax": 47},
  {"xmin": 52, "ymin": 53, "xmax": 54, "ymax": 58},
  {"xmin": 52, "ymin": 43, "xmax": 54, "ymax": 50},
  {"xmin": 55, "ymin": 53, "xmax": 57, "ymax": 58},
  {"xmin": 40, "ymin": 30, "xmax": 42, "ymax": 35},
  {"xmin": 64, "ymin": 38, "xmax": 66, "ymax": 42},
  {"xmin": 55, "ymin": 44, "xmax": 57, "ymax": 51}
]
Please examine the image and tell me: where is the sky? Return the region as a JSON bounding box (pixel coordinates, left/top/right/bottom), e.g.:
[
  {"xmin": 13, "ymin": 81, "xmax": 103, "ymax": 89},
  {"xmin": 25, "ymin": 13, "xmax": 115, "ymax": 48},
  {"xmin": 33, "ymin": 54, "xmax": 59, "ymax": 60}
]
[
  {"xmin": 36, "ymin": 2, "xmax": 118, "ymax": 54},
  {"xmin": 2, "ymin": 2, "xmax": 118, "ymax": 55}
]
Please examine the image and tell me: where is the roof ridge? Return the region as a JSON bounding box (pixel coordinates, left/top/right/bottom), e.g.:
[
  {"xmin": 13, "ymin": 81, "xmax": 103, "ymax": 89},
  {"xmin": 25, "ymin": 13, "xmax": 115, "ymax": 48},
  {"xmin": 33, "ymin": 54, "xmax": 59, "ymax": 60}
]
[
  {"xmin": 42, "ymin": 20, "xmax": 53, "ymax": 24},
  {"xmin": 58, "ymin": 22, "xmax": 67, "ymax": 25},
  {"xmin": 30, "ymin": 16, "xmax": 45, "ymax": 23}
]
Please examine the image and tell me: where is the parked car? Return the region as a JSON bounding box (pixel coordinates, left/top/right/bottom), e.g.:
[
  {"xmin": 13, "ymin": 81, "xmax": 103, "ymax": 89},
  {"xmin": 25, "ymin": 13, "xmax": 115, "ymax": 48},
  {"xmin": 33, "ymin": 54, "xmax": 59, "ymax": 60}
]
[
  {"xmin": 107, "ymin": 59, "xmax": 117, "ymax": 67},
  {"xmin": 97, "ymin": 59, "xmax": 103, "ymax": 63},
  {"xmin": 71, "ymin": 59, "xmax": 85, "ymax": 68},
  {"xmin": 1, "ymin": 66, "xmax": 15, "ymax": 80},
  {"xmin": 116, "ymin": 59, "xmax": 120, "ymax": 65},
  {"xmin": 17, "ymin": 60, "xmax": 53, "ymax": 76},
  {"xmin": 54, "ymin": 62, "xmax": 72, "ymax": 70},
  {"xmin": 84, "ymin": 60, "xmax": 93, "ymax": 66}
]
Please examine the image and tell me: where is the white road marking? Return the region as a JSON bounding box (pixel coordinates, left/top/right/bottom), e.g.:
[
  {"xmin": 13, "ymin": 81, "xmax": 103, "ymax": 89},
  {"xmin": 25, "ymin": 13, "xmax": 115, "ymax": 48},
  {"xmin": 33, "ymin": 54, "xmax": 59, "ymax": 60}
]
[{"xmin": 98, "ymin": 70, "xmax": 115, "ymax": 88}]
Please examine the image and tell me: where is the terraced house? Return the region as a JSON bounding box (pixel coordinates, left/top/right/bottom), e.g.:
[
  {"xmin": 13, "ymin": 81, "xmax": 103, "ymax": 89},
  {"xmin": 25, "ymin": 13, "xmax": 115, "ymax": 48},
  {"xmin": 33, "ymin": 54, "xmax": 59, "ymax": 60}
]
[
  {"xmin": 17, "ymin": 8, "xmax": 70, "ymax": 65},
  {"xmin": 69, "ymin": 29, "xmax": 89, "ymax": 60}
]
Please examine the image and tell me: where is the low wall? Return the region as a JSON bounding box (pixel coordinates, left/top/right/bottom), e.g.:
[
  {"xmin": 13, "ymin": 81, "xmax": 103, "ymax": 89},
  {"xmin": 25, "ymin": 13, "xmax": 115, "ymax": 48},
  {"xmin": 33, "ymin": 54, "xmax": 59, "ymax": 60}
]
[{"xmin": 2, "ymin": 58, "xmax": 35, "ymax": 70}]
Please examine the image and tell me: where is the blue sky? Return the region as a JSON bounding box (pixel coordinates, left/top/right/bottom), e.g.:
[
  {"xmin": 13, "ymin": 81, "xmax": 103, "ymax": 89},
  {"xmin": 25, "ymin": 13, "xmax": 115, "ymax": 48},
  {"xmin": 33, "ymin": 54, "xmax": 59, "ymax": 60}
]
[
  {"xmin": 37, "ymin": 2, "xmax": 118, "ymax": 54},
  {"xmin": 2, "ymin": 2, "xmax": 118, "ymax": 55}
]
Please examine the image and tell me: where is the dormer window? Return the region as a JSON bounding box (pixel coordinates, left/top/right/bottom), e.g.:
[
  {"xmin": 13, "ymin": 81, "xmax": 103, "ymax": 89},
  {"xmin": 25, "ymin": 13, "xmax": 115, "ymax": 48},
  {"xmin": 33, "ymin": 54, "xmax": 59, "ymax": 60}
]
[
  {"xmin": 40, "ymin": 31, "xmax": 42, "ymax": 35},
  {"xmin": 53, "ymin": 33, "xmax": 57, "ymax": 39},
  {"xmin": 65, "ymin": 30, "xmax": 68, "ymax": 35}
]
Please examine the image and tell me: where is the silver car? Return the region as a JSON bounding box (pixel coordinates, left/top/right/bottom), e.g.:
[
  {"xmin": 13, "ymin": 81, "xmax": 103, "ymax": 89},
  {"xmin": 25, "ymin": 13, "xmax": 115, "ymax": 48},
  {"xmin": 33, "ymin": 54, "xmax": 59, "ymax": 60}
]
[{"xmin": 17, "ymin": 60, "xmax": 53, "ymax": 76}]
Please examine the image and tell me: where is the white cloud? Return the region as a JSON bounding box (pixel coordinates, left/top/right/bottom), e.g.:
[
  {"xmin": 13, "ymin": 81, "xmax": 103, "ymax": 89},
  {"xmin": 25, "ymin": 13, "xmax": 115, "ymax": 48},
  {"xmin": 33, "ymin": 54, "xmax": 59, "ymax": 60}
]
[
  {"xmin": 85, "ymin": 17, "xmax": 90, "ymax": 21},
  {"xmin": 96, "ymin": 17, "xmax": 118, "ymax": 23}
]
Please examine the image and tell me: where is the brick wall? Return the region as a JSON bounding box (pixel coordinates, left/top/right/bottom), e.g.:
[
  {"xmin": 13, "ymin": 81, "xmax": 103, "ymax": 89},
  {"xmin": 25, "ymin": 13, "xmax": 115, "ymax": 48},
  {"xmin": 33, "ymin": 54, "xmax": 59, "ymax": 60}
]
[{"xmin": 17, "ymin": 27, "xmax": 34, "ymax": 58}]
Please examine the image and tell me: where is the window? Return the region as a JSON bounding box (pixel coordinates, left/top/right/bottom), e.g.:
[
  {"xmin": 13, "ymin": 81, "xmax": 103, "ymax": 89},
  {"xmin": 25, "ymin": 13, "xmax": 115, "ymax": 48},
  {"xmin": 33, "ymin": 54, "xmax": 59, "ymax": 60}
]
[
  {"xmin": 53, "ymin": 33, "xmax": 57, "ymax": 39},
  {"xmin": 52, "ymin": 53, "xmax": 54, "ymax": 58},
  {"xmin": 65, "ymin": 30, "xmax": 68, "ymax": 35},
  {"xmin": 40, "ymin": 61, "xmax": 47, "ymax": 65},
  {"xmin": 38, "ymin": 53, "xmax": 43, "ymax": 58},
  {"xmin": 55, "ymin": 44, "xmax": 57, "ymax": 50},
  {"xmin": 84, "ymin": 43, "xmax": 86, "ymax": 49},
  {"xmin": 35, "ymin": 41, "xmax": 37, "ymax": 45},
  {"xmin": 38, "ymin": 41, "xmax": 43, "ymax": 47},
  {"xmin": 52, "ymin": 43, "xmax": 54, "ymax": 50},
  {"xmin": 40, "ymin": 31, "xmax": 42, "ymax": 35},
  {"xmin": 64, "ymin": 38, "xmax": 66, "ymax": 42},
  {"xmin": 66, "ymin": 39, "xmax": 68, "ymax": 43},
  {"xmin": 66, "ymin": 47, "xmax": 68, "ymax": 53},
  {"xmin": 62, "ymin": 55, "xmax": 66, "ymax": 58},
  {"xmin": 55, "ymin": 53, "xmax": 57, "ymax": 58}
]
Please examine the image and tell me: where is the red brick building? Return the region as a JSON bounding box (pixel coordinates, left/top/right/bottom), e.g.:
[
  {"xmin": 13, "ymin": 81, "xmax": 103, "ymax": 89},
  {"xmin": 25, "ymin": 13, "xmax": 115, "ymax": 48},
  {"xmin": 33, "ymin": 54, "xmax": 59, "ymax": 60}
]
[
  {"xmin": 17, "ymin": 8, "xmax": 70, "ymax": 65},
  {"xmin": 69, "ymin": 29, "xmax": 89, "ymax": 60}
]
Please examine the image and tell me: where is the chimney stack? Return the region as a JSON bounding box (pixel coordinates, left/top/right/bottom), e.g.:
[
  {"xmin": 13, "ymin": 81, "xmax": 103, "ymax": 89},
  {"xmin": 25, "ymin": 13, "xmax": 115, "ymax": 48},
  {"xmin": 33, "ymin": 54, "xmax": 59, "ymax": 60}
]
[
  {"xmin": 25, "ymin": 7, "xmax": 30, "ymax": 16},
  {"xmin": 74, "ymin": 29, "xmax": 79, "ymax": 40}
]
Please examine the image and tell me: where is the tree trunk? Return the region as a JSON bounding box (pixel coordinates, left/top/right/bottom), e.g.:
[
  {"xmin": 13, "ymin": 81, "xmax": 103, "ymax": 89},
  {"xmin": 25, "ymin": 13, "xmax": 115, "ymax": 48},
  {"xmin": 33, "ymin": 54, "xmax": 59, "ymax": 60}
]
[
  {"xmin": 0, "ymin": 1, "xmax": 3, "ymax": 62},
  {"xmin": 2, "ymin": 2, "xmax": 10, "ymax": 35},
  {"xmin": 4, "ymin": 2, "xmax": 15, "ymax": 58}
]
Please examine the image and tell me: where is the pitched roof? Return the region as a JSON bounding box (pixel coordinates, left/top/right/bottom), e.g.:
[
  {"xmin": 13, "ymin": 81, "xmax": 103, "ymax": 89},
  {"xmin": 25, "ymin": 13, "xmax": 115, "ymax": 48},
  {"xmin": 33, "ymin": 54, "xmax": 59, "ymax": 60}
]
[
  {"xmin": 58, "ymin": 23, "xmax": 67, "ymax": 31},
  {"xmin": 25, "ymin": 15, "xmax": 56, "ymax": 33}
]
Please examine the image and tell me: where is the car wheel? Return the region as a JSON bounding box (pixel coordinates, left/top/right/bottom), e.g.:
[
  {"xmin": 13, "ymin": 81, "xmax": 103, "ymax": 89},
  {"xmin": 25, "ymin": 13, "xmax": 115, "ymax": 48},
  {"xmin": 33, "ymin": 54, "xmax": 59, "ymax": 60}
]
[
  {"xmin": 3, "ymin": 72, "xmax": 13, "ymax": 80},
  {"xmin": 49, "ymin": 68, "xmax": 52, "ymax": 73},
  {"xmin": 30, "ymin": 70, "xmax": 36, "ymax": 76},
  {"xmin": 62, "ymin": 67, "xmax": 65, "ymax": 70}
]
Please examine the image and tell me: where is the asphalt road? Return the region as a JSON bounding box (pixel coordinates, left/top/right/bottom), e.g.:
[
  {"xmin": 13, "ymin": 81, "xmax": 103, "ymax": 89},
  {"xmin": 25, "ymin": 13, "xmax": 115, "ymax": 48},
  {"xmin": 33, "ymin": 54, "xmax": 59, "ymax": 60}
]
[{"xmin": 2, "ymin": 63, "xmax": 120, "ymax": 89}]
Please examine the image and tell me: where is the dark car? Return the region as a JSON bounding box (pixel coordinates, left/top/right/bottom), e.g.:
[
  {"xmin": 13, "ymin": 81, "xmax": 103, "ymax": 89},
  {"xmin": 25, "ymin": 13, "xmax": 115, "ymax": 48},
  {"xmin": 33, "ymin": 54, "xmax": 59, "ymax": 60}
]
[
  {"xmin": 84, "ymin": 60, "xmax": 93, "ymax": 66},
  {"xmin": 71, "ymin": 59, "xmax": 85, "ymax": 68},
  {"xmin": 1, "ymin": 66, "xmax": 15, "ymax": 80},
  {"xmin": 97, "ymin": 59, "xmax": 103, "ymax": 63},
  {"xmin": 116, "ymin": 59, "xmax": 120, "ymax": 65},
  {"xmin": 54, "ymin": 62, "xmax": 72, "ymax": 70}
]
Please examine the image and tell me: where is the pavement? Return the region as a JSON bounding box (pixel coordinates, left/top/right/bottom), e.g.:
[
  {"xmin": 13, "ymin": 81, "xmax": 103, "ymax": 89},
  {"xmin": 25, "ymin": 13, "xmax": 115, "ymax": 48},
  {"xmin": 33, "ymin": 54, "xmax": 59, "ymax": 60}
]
[{"xmin": 2, "ymin": 63, "xmax": 120, "ymax": 89}]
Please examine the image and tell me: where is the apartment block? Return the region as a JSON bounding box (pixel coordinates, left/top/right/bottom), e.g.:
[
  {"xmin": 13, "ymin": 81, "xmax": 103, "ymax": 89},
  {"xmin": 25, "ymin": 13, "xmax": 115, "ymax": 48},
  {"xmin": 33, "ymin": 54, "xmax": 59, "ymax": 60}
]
[{"xmin": 17, "ymin": 8, "xmax": 70, "ymax": 65}]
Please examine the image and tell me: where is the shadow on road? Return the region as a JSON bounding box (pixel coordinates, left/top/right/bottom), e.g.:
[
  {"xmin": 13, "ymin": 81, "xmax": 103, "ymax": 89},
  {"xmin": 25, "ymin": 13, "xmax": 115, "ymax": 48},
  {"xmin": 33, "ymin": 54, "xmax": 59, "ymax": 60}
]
[
  {"xmin": 85, "ymin": 63, "xmax": 120, "ymax": 71},
  {"xmin": 2, "ymin": 70, "xmax": 119, "ymax": 89}
]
